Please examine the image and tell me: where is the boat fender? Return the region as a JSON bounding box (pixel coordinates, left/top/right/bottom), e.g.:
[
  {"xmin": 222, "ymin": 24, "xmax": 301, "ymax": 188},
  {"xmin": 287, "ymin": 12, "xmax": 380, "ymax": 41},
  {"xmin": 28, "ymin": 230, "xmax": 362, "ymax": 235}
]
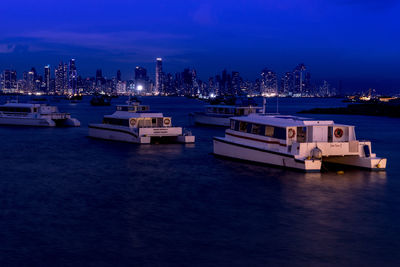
[
  {"xmin": 129, "ymin": 118, "xmax": 136, "ymax": 127},
  {"xmin": 311, "ymin": 147, "xmax": 323, "ymax": 160},
  {"xmin": 288, "ymin": 128, "xmax": 296, "ymax": 139},
  {"xmin": 334, "ymin": 128, "xmax": 344, "ymax": 138},
  {"xmin": 164, "ymin": 118, "xmax": 171, "ymax": 125}
]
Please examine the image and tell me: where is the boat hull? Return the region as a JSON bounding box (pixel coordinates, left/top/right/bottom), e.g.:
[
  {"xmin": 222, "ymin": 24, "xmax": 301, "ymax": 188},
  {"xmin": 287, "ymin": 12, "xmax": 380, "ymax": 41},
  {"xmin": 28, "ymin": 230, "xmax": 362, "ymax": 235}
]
[
  {"xmin": 88, "ymin": 124, "xmax": 195, "ymax": 144},
  {"xmin": 191, "ymin": 112, "xmax": 230, "ymax": 127},
  {"xmin": 213, "ymin": 137, "xmax": 322, "ymax": 172},
  {"xmin": 323, "ymin": 155, "xmax": 387, "ymax": 171},
  {"xmin": 0, "ymin": 117, "xmax": 56, "ymax": 127}
]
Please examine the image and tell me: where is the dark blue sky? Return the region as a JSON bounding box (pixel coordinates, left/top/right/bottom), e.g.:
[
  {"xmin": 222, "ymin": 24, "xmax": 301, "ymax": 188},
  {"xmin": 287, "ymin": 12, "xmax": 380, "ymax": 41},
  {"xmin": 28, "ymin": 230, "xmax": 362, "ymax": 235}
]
[{"xmin": 0, "ymin": 0, "xmax": 399, "ymax": 91}]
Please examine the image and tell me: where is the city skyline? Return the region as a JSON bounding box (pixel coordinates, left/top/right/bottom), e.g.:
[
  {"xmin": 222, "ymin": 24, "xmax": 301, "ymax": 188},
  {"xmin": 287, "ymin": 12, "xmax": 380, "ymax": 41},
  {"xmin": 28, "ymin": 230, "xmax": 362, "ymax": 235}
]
[
  {"xmin": 0, "ymin": 58, "xmax": 339, "ymax": 97},
  {"xmin": 0, "ymin": 0, "xmax": 399, "ymax": 92}
]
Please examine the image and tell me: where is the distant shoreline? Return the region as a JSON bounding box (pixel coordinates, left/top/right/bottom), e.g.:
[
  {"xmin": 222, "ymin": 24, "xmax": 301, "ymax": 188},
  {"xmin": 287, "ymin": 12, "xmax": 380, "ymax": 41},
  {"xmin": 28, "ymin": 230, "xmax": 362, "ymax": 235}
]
[{"xmin": 299, "ymin": 102, "xmax": 400, "ymax": 117}]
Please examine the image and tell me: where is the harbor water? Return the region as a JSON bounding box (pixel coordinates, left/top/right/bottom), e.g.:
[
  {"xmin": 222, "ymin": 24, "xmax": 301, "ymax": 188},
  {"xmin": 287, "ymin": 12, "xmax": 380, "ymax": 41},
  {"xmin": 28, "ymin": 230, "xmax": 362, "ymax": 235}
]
[{"xmin": 0, "ymin": 96, "xmax": 399, "ymax": 266}]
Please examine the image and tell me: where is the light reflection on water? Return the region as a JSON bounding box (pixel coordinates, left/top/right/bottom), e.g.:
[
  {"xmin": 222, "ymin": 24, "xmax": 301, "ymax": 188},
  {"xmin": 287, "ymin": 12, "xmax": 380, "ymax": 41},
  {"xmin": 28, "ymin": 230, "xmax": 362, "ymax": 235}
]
[{"xmin": 0, "ymin": 96, "xmax": 399, "ymax": 266}]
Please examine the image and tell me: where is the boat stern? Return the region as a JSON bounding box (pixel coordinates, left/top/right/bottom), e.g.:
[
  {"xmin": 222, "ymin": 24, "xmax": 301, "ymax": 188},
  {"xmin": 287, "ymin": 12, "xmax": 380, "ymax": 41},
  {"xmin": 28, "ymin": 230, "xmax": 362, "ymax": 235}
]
[{"xmin": 302, "ymin": 158, "xmax": 323, "ymax": 172}]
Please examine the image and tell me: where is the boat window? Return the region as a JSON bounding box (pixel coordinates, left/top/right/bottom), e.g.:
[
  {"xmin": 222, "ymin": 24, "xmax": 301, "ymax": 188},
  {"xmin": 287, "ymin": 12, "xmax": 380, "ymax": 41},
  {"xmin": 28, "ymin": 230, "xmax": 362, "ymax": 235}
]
[
  {"xmin": 152, "ymin": 118, "xmax": 157, "ymax": 125},
  {"xmin": 234, "ymin": 120, "xmax": 239, "ymax": 131},
  {"xmin": 246, "ymin": 123, "xmax": 253, "ymax": 133},
  {"xmin": 235, "ymin": 109, "xmax": 245, "ymax": 116},
  {"xmin": 251, "ymin": 124, "xmax": 261, "ymax": 135},
  {"xmin": 265, "ymin": 126, "xmax": 274, "ymax": 137},
  {"xmin": 102, "ymin": 117, "xmax": 130, "ymax": 126},
  {"xmin": 328, "ymin": 126, "xmax": 333, "ymax": 142},
  {"xmin": 297, "ymin": 127, "xmax": 307, "ymax": 143},
  {"xmin": 239, "ymin": 121, "xmax": 247, "ymax": 132},
  {"xmin": 230, "ymin": 120, "xmax": 235, "ymax": 130},
  {"xmin": 157, "ymin": 118, "xmax": 163, "ymax": 127},
  {"xmin": 273, "ymin": 127, "xmax": 287, "ymax": 140},
  {"xmin": 143, "ymin": 119, "xmax": 152, "ymax": 127},
  {"xmin": 0, "ymin": 107, "xmax": 31, "ymax": 113}
]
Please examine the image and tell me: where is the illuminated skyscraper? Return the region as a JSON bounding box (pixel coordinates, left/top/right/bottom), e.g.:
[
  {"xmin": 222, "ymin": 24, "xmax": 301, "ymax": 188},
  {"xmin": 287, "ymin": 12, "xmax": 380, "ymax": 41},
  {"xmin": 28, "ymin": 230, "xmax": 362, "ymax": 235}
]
[
  {"xmin": 135, "ymin": 66, "xmax": 148, "ymax": 93},
  {"xmin": 155, "ymin": 58, "xmax": 163, "ymax": 94},
  {"xmin": 69, "ymin": 59, "xmax": 77, "ymax": 95},
  {"xmin": 260, "ymin": 68, "xmax": 278, "ymax": 96},
  {"xmin": 281, "ymin": 72, "xmax": 294, "ymax": 95},
  {"xmin": 293, "ymin": 63, "xmax": 306, "ymax": 95},
  {"xmin": 28, "ymin": 68, "xmax": 36, "ymax": 93},
  {"xmin": 44, "ymin": 65, "xmax": 51, "ymax": 93},
  {"xmin": 2, "ymin": 69, "xmax": 17, "ymax": 93},
  {"xmin": 231, "ymin": 71, "xmax": 241, "ymax": 95},
  {"xmin": 54, "ymin": 62, "xmax": 68, "ymax": 94}
]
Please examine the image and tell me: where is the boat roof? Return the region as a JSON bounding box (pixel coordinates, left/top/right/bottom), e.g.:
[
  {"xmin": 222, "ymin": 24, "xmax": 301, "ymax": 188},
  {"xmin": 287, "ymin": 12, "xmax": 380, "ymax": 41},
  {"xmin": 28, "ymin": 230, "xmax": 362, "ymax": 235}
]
[
  {"xmin": 205, "ymin": 105, "xmax": 262, "ymax": 109},
  {"xmin": 231, "ymin": 114, "xmax": 352, "ymax": 127},
  {"xmin": 117, "ymin": 104, "xmax": 149, "ymax": 107},
  {"xmin": 1, "ymin": 103, "xmax": 41, "ymax": 108},
  {"xmin": 106, "ymin": 111, "xmax": 164, "ymax": 119}
]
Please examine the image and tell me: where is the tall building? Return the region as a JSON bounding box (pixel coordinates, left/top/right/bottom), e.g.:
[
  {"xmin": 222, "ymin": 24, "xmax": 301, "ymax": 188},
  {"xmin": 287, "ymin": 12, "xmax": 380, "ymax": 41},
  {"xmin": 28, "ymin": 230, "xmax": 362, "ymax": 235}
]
[
  {"xmin": 293, "ymin": 63, "xmax": 307, "ymax": 95},
  {"xmin": 116, "ymin": 70, "xmax": 121, "ymax": 82},
  {"xmin": 231, "ymin": 71, "xmax": 242, "ymax": 95},
  {"xmin": 96, "ymin": 69, "xmax": 103, "ymax": 83},
  {"xmin": 69, "ymin": 59, "xmax": 77, "ymax": 95},
  {"xmin": 55, "ymin": 62, "xmax": 67, "ymax": 94},
  {"xmin": 281, "ymin": 72, "xmax": 294, "ymax": 95},
  {"xmin": 260, "ymin": 68, "xmax": 278, "ymax": 96},
  {"xmin": 44, "ymin": 65, "xmax": 51, "ymax": 93},
  {"xmin": 135, "ymin": 66, "xmax": 148, "ymax": 93},
  {"xmin": 135, "ymin": 66, "xmax": 147, "ymax": 81},
  {"xmin": 155, "ymin": 58, "xmax": 163, "ymax": 94},
  {"xmin": 2, "ymin": 69, "xmax": 17, "ymax": 93},
  {"xmin": 27, "ymin": 68, "xmax": 36, "ymax": 93}
]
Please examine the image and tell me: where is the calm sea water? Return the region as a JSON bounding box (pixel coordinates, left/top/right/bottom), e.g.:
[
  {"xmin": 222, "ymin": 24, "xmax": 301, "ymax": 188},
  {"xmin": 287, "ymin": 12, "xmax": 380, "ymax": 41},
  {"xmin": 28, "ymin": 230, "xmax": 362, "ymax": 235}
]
[{"xmin": 0, "ymin": 96, "xmax": 399, "ymax": 266}]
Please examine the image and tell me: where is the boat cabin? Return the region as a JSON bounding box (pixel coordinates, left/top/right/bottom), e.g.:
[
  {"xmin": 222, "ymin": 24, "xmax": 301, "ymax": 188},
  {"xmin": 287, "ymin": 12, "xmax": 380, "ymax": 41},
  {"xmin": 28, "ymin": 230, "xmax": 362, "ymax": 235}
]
[
  {"xmin": 205, "ymin": 105, "xmax": 262, "ymax": 116},
  {"xmin": 103, "ymin": 113, "xmax": 172, "ymax": 129},
  {"xmin": 116, "ymin": 104, "xmax": 150, "ymax": 112},
  {"xmin": 0, "ymin": 103, "xmax": 59, "ymax": 114},
  {"xmin": 229, "ymin": 115, "xmax": 356, "ymax": 144}
]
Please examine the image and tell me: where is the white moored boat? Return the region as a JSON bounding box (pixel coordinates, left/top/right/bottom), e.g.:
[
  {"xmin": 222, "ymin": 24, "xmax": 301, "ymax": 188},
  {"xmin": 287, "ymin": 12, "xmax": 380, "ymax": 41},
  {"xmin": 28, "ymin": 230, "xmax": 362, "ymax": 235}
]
[
  {"xmin": 88, "ymin": 101, "xmax": 195, "ymax": 144},
  {"xmin": 213, "ymin": 114, "xmax": 387, "ymax": 172},
  {"xmin": 0, "ymin": 102, "xmax": 80, "ymax": 127},
  {"xmin": 190, "ymin": 97, "xmax": 262, "ymax": 126}
]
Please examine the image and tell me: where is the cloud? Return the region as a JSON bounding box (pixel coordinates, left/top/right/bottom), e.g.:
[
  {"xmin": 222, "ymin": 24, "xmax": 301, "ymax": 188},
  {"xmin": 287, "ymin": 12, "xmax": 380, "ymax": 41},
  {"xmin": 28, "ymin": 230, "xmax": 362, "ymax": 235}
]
[
  {"xmin": 331, "ymin": 0, "xmax": 400, "ymax": 10},
  {"xmin": 0, "ymin": 30, "xmax": 199, "ymax": 62},
  {"xmin": 16, "ymin": 30, "xmax": 189, "ymax": 51},
  {"xmin": 192, "ymin": 4, "xmax": 217, "ymax": 25},
  {"xmin": 0, "ymin": 44, "xmax": 15, "ymax": 53}
]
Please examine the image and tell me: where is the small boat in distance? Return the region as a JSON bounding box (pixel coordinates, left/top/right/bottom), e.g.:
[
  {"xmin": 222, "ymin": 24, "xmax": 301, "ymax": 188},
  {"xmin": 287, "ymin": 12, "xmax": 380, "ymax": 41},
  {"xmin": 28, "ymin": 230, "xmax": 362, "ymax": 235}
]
[
  {"xmin": 213, "ymin": 114, "xmax": 387, "ymax": 172},
  {"xmin": 0, "ymin": 101, "xmax": 80, "ymax": 127},
  {"xmin": 190, "ymin": 97, "xmax": 263, "ymax": 126},
  {"xmin": 90, "ymin": 94, "xmax": 112, "ymax": 106},
  {"xmin": 88, "ymin": 100, "xmax": 195, "ymax": 144},
  {"xmin": 66, "ymin": 94, "xmax": 83, "ymax": 102}
]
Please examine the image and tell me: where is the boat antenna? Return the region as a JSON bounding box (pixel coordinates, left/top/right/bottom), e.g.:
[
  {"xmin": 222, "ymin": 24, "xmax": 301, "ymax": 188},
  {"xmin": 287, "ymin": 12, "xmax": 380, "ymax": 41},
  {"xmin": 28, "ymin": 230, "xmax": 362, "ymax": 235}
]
[
  {"xmin": 263, "ymin": 97, "xmax": 266, "ymax": 114},
  {"xmin": 276, "ymin": 88, "xmax": 279, "ymax": 114}
]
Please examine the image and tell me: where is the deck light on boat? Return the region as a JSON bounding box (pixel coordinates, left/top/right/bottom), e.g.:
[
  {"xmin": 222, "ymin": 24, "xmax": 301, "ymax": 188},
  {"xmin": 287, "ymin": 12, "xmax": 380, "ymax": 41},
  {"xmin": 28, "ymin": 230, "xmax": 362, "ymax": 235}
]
[
  {"xmin": 137, "ymin": 85, "xmax": 143, "ymax": 91},
  {"xmin": 210, "ymin": 93, "xmax": 216, "ymax": 98}
]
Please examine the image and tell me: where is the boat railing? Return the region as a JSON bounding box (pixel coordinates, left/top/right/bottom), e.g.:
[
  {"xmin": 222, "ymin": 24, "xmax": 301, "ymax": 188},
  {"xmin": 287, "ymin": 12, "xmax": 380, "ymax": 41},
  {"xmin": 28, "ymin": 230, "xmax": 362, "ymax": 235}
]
[
  {"xmin": 0, "ymin": 111, "xmax": 31, "ymax": 117},
  {"xmin": 137, "ymin": 125, "xmax": 173, "ymax": 128}
]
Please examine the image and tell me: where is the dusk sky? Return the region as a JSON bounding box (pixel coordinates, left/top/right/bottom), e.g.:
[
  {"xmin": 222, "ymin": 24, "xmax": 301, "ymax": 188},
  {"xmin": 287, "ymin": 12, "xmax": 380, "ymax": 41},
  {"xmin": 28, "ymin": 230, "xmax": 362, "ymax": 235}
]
[{"xmin": 0, "ymin": 0, "xmax": 399, "ymax": 91}]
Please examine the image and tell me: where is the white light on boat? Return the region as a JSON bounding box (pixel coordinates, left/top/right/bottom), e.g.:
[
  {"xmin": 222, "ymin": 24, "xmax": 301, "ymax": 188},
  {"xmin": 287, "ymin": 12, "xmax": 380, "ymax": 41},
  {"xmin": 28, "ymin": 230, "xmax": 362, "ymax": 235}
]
[
  {"xmin": 137, "ymin": 85, "xmax": 143, "ymax": 91},
  {"xmin": 210, "ymin": 93, "xmax": 216, "ymax": 98}
]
